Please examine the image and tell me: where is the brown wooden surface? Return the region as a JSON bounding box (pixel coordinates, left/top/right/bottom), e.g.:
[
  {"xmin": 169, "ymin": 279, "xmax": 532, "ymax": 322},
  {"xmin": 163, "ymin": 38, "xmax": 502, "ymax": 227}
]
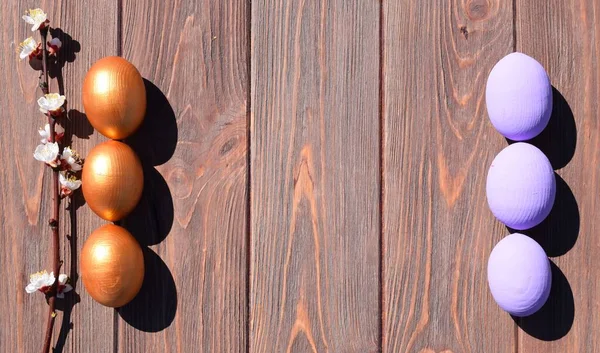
[
  {"xmin": 1, "ymin": 0, "xmax": 116, "ymax": 352},
  {"xmin": 250, "ymin": 0, "xmax": 380, "ymax": 352},
  {"xmin": 0, "ymin": 0, "xmax": 596, "ymax": 352},
  {"xmin": 118, "ymin": 0, "xmax": 249, "ymax": 352},
  {"xmin": 382, "ymin": 1, "xmax": 516, "ymax": 352},
  {"xmin": 516, "ymin": 1, "xmax": 593, "ymax": 351}
]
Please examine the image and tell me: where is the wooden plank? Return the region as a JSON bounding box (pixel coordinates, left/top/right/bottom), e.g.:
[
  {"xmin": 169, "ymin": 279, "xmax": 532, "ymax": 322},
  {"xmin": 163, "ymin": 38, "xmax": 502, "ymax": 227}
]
[
  {"xmin": 516, "ymin": 1, "xmax": 594, "ymax": 351},
  {"xmin": 382, "ymin": 1, "xmax": 516, "ymax": 352},
  {"xmin": 0, "ymin": 0, "xmax": 117, "ymax": 352},
  {"xmin": 118, "ymin": 0, "xmax": 249, "ymax": 352},
  {"xmin": 250, "ymin": 0, "xmax": 380, "ymax": 352}
]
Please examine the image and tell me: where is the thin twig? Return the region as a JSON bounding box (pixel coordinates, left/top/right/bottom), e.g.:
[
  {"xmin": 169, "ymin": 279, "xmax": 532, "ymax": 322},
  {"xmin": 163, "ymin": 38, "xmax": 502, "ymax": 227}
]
[{"xmin": 39, "ymin": 25, "xmax": 61, "ymax": 353}]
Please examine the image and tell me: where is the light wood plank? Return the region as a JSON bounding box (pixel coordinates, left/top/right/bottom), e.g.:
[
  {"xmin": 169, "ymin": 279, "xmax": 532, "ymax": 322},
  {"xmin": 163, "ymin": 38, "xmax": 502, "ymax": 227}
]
[
  {"xmin": 382, "ymin": 1, "xmax": 516, "ymax": 352},
  {"xmin": 118, "ymin": 0, "xmax": 249, "ymax": 351},
  {"xmin": 0, "ymin": 0, "xmax": 118, "ymax": 352},
  {"xmin": 250, "ymin": 0, "xmax": 381, "ymax": 351}
]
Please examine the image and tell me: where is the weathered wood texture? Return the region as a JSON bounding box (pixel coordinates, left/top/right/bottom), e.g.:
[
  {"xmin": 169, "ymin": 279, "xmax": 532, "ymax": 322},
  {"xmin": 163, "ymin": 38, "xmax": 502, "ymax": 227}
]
[
  {"xmin": 2, "ymin": 0, "xmax": 599, "ymax": 352},
  {"xmin": 250, "ymin": 0, "xmax": 380, "ymax": 352},
  {"xmin": 516, "ymin": 1, "xmax": 595, "ymax": 351},
  {"xmin": 382, "ymin": 1, "xmax": 516, "ymax": 352},
  {"xmin": 0, "ymin": 0, "xmax": 117, "ymax": 352},
  {"xmin": 118, "ymin": 0, "xmax": 249, "ymax": 352}
]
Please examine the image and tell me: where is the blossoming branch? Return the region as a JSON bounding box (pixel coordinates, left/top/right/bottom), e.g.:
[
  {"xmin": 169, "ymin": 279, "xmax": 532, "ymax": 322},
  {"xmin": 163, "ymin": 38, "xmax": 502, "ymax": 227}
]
[{"xmin": 18, "ymin": 8, "xmax": 84, "ymax": 353}]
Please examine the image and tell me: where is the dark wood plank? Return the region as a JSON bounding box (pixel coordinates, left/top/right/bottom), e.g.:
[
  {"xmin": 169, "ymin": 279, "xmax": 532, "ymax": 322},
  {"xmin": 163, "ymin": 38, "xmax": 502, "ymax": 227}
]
[
  {"xmin": 118, "ymin": 0, "xmax": 248, "ymax": 352},
  {"xmin": 250, "ymin": 0, "xmax": 380, "ymax": 352},
  {"xmin": 382, "ymin": 1, "xmax": 516, "ymax": 352},
  {"xmin": 0, "ymin": 0, "xmax": 117, "ymax": 352},
  {"xmin": 516, "ymin": 1, "xmax": 595, "ymax": 351}
]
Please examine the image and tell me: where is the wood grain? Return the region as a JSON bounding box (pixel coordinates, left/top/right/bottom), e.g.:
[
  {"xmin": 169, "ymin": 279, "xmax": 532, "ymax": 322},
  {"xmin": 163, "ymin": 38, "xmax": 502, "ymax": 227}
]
[
  {"xmin": 119, "ymin": 0, "xmax": 248, "ymax": 352},
  {"xmin": 250, "ymin": 0, "xmax": 380, "ymax": 352},
  {"xmin": 516, "ymin": 1, "xmax": 597, "ymax": 351},
  {"xmin": 4, "ymin": 0, "xmax": 600, "ymax": 352},
  {"xmin": 0, "ymin": 0, "xmax": 117, "ymax": 352},
  {"xmin": 382, "ymin": 1, "xmax": 516, "ymax": 352}
]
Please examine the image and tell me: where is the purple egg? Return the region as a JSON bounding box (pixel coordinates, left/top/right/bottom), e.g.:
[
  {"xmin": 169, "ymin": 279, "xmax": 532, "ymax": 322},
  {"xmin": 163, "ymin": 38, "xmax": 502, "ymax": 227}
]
[
  {"xmin": 488, "ymin": 233, "xmax": 551, "ymax": 317},
  {"xmin": 486, "ymin": 52, "xmax": 552, "ymax": 141},
  {"xmin": 486, "ymin": 142, "xmax": 555, "ymax": 230}
]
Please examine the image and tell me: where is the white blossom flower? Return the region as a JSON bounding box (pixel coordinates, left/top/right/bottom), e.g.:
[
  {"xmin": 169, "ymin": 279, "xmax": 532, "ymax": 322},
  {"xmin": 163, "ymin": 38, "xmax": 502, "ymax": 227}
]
[
  {"xmin": 38, "ymin": 123, "xmax": 64, "ymax": 144},
  {"xmin": 61, "ymin": 147, "xmax": 82, "ymax": 171},
  {"xmin": 57, "ymin": 274, "xmax": 73, "ymax": 298},
  {"xmin": 22, "ymin": 8, "xmax": 49, "ymax": 32},
  {"xmin": 25, "ymin": 270, "xmax": 55, "ymax": 294},
  {"xmin": 17, "ymin": 37, "xmax": 40, "ymax": 60},
  {"xmin": 34, "ymin": 142, "xmax": 60, "ymax": 168},
  {"xmin": 38, "ymin": 93, "xmax": 66, "ymax": 116},
  {"xmin": 59, "ymin": 172, "xmax": 82, "ymax": 197},
  {"xmin": 48, "ymin": 37, "xmax": 61, "ymax": 55},
  {"xmin": 25, "ymin": 271, "xmax": 72, "ymax": 297}
]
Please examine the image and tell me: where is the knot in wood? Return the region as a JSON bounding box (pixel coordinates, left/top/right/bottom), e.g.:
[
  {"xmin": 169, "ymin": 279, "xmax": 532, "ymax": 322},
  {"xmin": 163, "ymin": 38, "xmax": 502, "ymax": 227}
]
[
  {"xmin": 49, "ymin": 219, "xmax": 58, "ymax": 229},
  {"xmin": 466, "ymin": 0, "xmax": 489, "ymax": 21}
]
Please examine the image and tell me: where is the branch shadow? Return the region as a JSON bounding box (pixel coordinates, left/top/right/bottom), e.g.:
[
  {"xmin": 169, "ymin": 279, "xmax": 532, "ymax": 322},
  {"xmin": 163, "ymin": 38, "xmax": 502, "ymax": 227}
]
[
  {"xmin": 513, "ymin": 261, "xmax": 574, "ymax": 340},
  {"xmin": 48, "ymin": 27, "xmax": 80, "ymax": 95},
  {"xmin": 507, "ymin": 174, "xmax": 579, "ymax": 257},
  {"xmin": 506, "ymin": 86, "xmax": 576, "ymax": 170},
  {"xmin": 64, "ymin": 109, "xmax": 95, "ymax": 145},
  {"xmin": 35, "ymin": 28, "xmax": 93, "ymax": 152},
  {"xmin": 52, "ymin": 201, "xmax": 82, "ymax": 353},
  {"xmin": 38, "ymin": 27, "xmax": 83, "ymax": 353},
  {"xmin": 27, "ymin": 28, "xmax": 80, "ymax": 80},
  {"xmin": 117, "ymin": 248, "xmax": 177, "ymax": 332}
]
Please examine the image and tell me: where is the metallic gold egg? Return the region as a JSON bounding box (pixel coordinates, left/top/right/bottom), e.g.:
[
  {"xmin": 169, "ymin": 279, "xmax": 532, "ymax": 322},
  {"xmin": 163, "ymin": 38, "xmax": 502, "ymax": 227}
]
[
  {"xmin": 82, "ymin": 140, "xmax": 144, "ymax": 221},
  {"xmin": 81, "ymin": 224, "xmax": 144, "ymax": 307},
  {"xmin": 83, "ymin": 56, "xmax": 146, "ymax": 139}
]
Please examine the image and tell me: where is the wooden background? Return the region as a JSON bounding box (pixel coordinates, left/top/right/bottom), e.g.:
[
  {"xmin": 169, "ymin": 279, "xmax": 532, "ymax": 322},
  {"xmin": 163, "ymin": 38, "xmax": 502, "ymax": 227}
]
[{"xmin": 0, "ymin": 0, "xmax": 594, "ymax": 352}]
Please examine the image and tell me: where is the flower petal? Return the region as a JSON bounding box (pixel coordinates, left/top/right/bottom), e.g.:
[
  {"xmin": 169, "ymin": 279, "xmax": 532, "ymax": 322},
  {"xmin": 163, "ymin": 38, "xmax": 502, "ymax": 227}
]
[
  {"xmin": 25, "ymin": 283, "xmax": 38, "ymax": 293},
  {"xmin": 39, "ymin": 124, "xmax": 50, "ymax": 144},
  {"xmin": 47, "ymin": 272, "xmax": 56, "ymax": 286},
  {"xmin": 58, "ymin": 274, "xmax": 68, "ymax": 285},
  {"xmin": 22, "ymin": 15, "xmax": 34, "ymax": 24}
]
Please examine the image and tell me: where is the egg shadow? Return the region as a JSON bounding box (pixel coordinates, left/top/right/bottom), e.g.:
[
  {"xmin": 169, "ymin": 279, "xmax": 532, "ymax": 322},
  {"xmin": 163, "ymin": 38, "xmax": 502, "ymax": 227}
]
[
  {"xmin": 506, "ymin": 86, "xmax": 576, "ymax": 170},
  {"xmin": 117, "ymin": 79, "xmax": 177, "ymax": 332},
  {"xmin": 117, "ymin": 248, "xmax": 177, "ymax": 332},
  {"xmin": 120, "ymin": 166, "xmax": 174, "ymax": 246},
  {"xmin": 507, "ymin": 174, "xmax": 579, "ymax": 257},
  {"xmin": 512, "ymin": 261, "xmax": 574, "ymax": 341},
  {"xmin": 121, "ymin": 79, "xmax": 176, "ymax": 246},
  {"xmin": 125, "ymin": 79, "xmax": 177, "ymax": 167}
]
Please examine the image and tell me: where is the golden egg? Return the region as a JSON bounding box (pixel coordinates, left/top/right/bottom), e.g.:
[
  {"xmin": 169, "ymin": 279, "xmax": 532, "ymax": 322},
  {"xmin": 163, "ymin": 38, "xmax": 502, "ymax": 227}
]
[
  {"xmin": 82, "ymin": 140, "xmax": 144, "ymax": 221},
  {"xmin": 83, "ymin": 56, "xmax": 146, "ymax": 139},
  {"xmin": 81, "ymin": 224, "xmax": 144, "ymax": 307}
]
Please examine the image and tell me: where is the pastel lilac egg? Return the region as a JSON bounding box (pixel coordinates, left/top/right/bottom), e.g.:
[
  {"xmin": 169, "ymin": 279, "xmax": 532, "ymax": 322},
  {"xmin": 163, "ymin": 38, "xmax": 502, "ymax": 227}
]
[
  {"xmin": 486, "ymin": 52, "xmax": 552, "ymax": 141},
  {"xmin": 488, "ymin": 233, "xmax": 551, "ymax": 317},
  {"xmin": 486, "ymin": 142, "xmax": 555, "ymax": 230}
]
